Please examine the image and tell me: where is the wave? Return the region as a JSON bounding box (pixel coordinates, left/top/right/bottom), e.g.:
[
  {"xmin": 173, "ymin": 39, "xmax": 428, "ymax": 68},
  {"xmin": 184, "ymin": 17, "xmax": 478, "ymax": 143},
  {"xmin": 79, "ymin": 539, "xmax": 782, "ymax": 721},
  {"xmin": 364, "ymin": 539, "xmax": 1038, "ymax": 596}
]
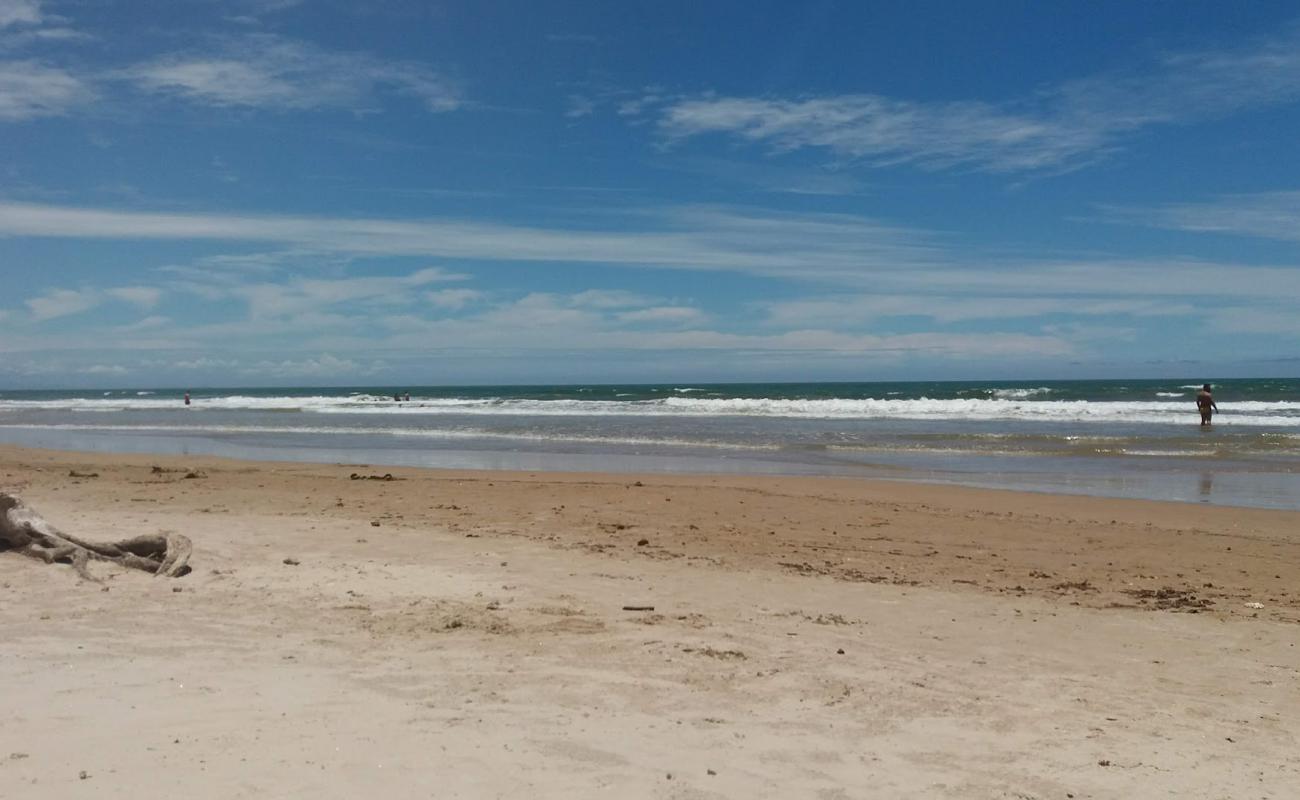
[
  {"xmin": 957, "ymin": 387, "xmax": 1054, "ymax": 399},
  {"xmin": 2, "ymin": 394, "xmax": 1299, "ymax": 426},
  {"xmin": 1155, "ymin": 392, "xmax": 1184, "ymax": 398},
  {"xmin": 991, "ymin": 387, "xmax": 1054, "ymax": 399}
]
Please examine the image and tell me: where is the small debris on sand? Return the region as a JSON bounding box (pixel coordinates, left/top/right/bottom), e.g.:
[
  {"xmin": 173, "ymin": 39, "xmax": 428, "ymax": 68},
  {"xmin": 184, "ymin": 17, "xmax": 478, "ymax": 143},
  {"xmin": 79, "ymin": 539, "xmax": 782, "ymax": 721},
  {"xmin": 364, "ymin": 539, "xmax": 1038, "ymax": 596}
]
[{"xmin": 282, "ymin": 557, "xmax": 301, "ymax": 566}]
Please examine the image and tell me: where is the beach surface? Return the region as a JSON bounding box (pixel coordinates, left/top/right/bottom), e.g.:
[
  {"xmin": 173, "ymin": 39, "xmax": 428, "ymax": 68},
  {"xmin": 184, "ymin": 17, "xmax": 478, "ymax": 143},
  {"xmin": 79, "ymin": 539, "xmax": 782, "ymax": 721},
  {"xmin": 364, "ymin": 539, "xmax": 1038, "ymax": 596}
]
[{"xmin": 1, "ymin": 444, "xmax": 1297, "ymax": 798}]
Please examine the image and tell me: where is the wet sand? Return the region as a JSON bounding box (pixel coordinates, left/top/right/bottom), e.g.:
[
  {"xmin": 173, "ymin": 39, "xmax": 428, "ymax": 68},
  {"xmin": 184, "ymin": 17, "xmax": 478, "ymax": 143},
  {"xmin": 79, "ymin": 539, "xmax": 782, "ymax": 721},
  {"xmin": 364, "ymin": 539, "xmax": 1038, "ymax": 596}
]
[{"xmin": 2, "ymin": 445, "xmax": 1298, "ymax": 798}]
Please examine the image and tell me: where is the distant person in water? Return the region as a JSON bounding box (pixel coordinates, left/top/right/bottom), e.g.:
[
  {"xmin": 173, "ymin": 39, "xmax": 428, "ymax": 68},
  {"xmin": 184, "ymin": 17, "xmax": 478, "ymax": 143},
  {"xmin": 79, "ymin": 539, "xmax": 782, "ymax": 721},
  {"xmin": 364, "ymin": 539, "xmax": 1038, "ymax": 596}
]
[
  {"xmin": 1196, "ymin": 384, "xmax": 1217, "ymax": 426},
  {"xmin": 404, "ymin": 392, "xmax": 411, "ymax": 402},
  {"xmin": 184, "ymin": 391, "xmax": 191, "ymax": 406}
]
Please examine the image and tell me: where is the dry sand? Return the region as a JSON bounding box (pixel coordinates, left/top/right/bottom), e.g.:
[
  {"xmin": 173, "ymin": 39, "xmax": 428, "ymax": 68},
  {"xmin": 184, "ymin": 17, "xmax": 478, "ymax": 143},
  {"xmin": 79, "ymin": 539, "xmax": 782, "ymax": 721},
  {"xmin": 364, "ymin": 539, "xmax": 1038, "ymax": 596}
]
[{"xmin": 1, "ymin": 445, "xmax": 1297, "ymax": 798}]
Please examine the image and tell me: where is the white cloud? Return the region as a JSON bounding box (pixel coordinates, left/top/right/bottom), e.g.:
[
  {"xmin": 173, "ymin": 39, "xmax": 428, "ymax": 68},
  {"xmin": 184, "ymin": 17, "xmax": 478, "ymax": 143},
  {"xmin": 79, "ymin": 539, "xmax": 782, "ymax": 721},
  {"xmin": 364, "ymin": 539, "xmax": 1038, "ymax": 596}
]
[
  {"xmin": 4, "ymin": 202, "xmax": 1299, "ymax": 308},
  {"xmin": 617, "ymin": 306, "xmax": 704, "ymax": 325},
  {"xmin": 0, "ymin": 0, "xmax": 41, "ymax": 28},
  {"xmin": 0, "ymin": 2, "xmax": 88, "ymax": 51},
  {"xmin": 649, "ymin": 26, "xmax": 1300, "ymax": 173},
  {"xmin": 569, "ymin": 289, "xmax": 655, "ymax": 309},
  {"xmin": 0, "ymin": 59, "xmax": 90, "ymax": 120},
  {"xmin": 117, "ymin": 315, "xmax": 170, "ymax": 332},
  {"xmin": 426, "ymin": 288, "xmax": 483, "ymax": 309},
  {"xmin": 120, "ymin": 34, "xmax": 460, "ymax": 113},
  {"xmin": 659, "ymin": 95, "xmax": 1090, "ymax": 173},
  {"xmin": 172, "ymin": 357, "xmax": 239, "ymax": 371},
  {"xmin": 81, "ymin": 363, "xmax": 127, "ymax": 375},
  {"xmin": 762, "ymin": 294, "xmax": 1197, "ymax": 326},
  {"xmin": 565, "ymin": 94, "xmax": 595, "ymax": 118},
  {"xmin": 231, "ymin": 268, "xmax": 463, "ymax": 318},
  {"xmin": 0, "ymin": 201, "xmax": 942, "ymax": 283},
  {"xmin": 1100, "ymin": 190, "xmax": 1300, "ymax": 242},
  {"xmin": 106, "ymin": 286, "xmax": 163, "ymax": 308},
  {"xmin": 25, "ymin": 288, "xmax": 99, "ymax": 320},
  {"xmin": 17, "ymin": 284, "xmax": 168, "ymax": 323},
  {"xmin": 238, "ymin": 353, "xmax": 370, "ymax": 378}
]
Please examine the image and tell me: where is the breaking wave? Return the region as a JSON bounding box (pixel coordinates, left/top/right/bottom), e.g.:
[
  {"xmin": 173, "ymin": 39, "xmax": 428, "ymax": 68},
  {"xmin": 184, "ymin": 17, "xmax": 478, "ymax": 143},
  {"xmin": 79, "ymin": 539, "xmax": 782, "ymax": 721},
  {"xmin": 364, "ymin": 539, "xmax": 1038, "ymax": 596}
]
[{"xmin": 2, "ymin": 393, "xmax": 1299, "ymax": 426}]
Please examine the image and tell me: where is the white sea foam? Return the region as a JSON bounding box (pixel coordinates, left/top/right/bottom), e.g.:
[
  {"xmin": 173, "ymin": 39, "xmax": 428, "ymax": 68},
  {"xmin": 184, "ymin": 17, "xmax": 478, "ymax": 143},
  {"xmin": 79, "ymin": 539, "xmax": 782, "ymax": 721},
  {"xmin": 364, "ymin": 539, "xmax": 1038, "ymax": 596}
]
[
  {"xmin": 990, "ymin": 387, "xmax": 1054, "ymax": 399},
  {"xmin": 1156, "ymin": 392, "xmax": 1184, "ymax": 397},
  {"xmin": 2, "ymin": 394, "xmax": 1299, "ymax": 425}
]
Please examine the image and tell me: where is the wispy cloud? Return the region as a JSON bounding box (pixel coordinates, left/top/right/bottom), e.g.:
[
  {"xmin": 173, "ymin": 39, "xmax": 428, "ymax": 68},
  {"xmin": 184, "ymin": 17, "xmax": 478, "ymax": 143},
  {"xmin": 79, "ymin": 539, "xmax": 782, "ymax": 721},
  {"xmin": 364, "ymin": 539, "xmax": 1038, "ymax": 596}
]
[
  {"xmin": 565, "ymin": 94, "xmax": 595, "ymax": 118},
  {"xmin": 568, "ymin": 289, "xmax": 657, "ymax": 309},
  {"xmin": 616, "ymin": 306, "xmax": 705, "ymax": 325},
  {"xmin": 658, "ymin": 95, "xmax": 1092, "ymax": 173},
  {"xmin": 425, "ymin": 288, "xmax": 484, "ymax": 310},
  {"xmin": 224, "ymin": 268, "xmax": 465, "ymax": 319},
  {"xmin": 106, "ymin": 286, "xmax": 162, "ymax": 308},
  {"xmin": 1099, "ymin": 190, "xmax": 1300, "ymax": 242},
  {"xmin": 0, "ymin": 200, "xmax": 943, "ymax": 282},
  {"xmin": 647, "ymin": 25, "xmax": 1300, "ymax": 173},
  {"xmin": 225, "ymin": 0, "xmax": 305, "ymax": 24},
  {"xmin": 661, "ymin": 155, "xmax": 865, "ymax": 195},
  {"xmin": 0, "ymin": 59, "xmax": 91, "ymax": 120},
  {"xmin": 116, "ymin": 314, "xmax": 170, "ymax": 332},
  {"xmin": 0, "ymin": 0, "xmax": 88, "ymax": 50},
  {"xmin": 21, "ymin": 283, "xmax": 167, "ymax": 321},
  {"xmin": 4, "ymin": 201, "xmax": 1300, "ymax": 307},
  {"xmin": 119, "ymin": 34, "xmax": 460, "ymax": 113},
  {"xmin": 25, "ymin": 287, "xmax": 99, "ymax": 320},
  {"xmin": 0, "ymin": 0, "xmax": 41, "ymax": 28},
  {"xmin": 761, "ymin": 295, "xmax": 1197, "ymax": 327}
]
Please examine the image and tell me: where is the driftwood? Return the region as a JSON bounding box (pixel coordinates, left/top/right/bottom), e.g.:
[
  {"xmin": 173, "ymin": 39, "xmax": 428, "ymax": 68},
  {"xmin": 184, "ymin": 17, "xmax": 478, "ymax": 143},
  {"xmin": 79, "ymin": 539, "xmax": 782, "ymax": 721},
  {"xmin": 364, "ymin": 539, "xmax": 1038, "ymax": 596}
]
[{"xmin": 0, "ymin": 492, "xmax": 191, "ymax": 580}]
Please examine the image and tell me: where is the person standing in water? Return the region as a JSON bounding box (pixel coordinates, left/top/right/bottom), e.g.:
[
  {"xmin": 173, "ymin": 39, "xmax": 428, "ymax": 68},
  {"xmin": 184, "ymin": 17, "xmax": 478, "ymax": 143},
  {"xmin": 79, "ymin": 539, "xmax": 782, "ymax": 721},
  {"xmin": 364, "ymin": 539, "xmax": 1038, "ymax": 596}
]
[
  {"xmin": 1196, "ymin": 384, "xmax": 1217, "ymax": 426},
  {"xmin": 184, "ymin": 391, "xmax": 191, "ymax": 406}
]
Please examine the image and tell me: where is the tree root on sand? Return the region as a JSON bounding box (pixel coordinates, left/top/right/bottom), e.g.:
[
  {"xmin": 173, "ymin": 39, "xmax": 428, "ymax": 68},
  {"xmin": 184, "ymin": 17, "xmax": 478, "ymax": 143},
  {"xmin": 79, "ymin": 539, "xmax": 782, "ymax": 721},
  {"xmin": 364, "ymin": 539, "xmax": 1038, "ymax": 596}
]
[{"xmin": 0, "ymin": 492, "xmax": 192, "ymax": 581}]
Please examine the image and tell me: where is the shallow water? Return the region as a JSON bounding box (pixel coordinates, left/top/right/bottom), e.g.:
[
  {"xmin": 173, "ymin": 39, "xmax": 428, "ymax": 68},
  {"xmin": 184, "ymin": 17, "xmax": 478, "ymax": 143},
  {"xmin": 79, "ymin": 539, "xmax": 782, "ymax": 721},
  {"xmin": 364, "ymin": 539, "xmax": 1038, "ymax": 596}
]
[{"xmin": 1, "ymin": 379, "xmax": 1297, "ymax": 509}]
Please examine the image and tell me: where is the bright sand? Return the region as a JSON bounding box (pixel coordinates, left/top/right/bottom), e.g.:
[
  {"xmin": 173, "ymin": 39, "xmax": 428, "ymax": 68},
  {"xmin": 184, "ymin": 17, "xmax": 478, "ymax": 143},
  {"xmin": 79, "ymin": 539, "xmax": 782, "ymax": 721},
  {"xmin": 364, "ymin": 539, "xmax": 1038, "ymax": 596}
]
[{"xmin": 1, "ymin": 445, "xmax": 1297, "ymax": 798}]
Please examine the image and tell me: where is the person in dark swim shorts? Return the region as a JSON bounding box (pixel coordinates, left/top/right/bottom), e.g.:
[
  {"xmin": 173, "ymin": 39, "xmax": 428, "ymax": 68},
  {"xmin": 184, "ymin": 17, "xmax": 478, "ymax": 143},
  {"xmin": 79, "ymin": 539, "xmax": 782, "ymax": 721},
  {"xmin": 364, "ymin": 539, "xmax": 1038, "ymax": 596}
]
[{"xmin": 1196, "ymin": 384, "xmax": 1217, "ymax": 426}]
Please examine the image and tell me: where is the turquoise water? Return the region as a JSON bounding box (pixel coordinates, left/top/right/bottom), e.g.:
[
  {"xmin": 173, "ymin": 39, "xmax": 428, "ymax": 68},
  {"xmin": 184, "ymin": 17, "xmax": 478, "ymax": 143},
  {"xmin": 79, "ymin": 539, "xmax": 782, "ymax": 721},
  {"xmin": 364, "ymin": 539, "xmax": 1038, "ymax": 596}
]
[{"xmin": 1, "ymin": 378, "xmax": 1297, "ymax": 509}]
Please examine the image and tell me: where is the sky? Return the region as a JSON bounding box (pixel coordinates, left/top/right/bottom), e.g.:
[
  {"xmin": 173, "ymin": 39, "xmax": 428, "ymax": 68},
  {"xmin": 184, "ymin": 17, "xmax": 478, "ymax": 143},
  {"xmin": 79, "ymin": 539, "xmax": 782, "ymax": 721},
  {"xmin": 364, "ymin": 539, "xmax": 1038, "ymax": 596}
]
[{"xmin": 2, "ymin": 0, "xmax": 1299, "ymax": 388}]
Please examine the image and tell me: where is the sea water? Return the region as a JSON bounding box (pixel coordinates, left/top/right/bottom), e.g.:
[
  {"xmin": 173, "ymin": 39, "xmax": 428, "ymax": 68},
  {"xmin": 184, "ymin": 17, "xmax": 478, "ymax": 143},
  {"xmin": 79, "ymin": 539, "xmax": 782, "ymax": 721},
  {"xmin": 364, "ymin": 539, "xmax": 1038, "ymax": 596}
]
[{"xmin": 1, "ymin": 379, "xmax": 1297, "ymax": 509}]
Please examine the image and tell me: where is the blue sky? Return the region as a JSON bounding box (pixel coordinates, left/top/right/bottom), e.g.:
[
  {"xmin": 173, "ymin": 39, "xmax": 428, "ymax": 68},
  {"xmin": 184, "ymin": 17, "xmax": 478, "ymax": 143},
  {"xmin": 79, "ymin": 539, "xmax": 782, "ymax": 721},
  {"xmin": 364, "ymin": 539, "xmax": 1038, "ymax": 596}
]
[{"xmin": 2, "ymin": 0, "xmax": 1299, "ymax": 387}]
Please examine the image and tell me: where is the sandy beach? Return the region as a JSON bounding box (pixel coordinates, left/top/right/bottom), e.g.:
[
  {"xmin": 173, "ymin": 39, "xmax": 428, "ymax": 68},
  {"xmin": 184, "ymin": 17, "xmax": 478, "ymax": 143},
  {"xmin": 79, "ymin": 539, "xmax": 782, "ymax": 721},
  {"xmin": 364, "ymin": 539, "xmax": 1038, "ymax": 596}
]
[{"xmin": 1, "ymin": 444, "xmax": 1297, "ymax": 798}]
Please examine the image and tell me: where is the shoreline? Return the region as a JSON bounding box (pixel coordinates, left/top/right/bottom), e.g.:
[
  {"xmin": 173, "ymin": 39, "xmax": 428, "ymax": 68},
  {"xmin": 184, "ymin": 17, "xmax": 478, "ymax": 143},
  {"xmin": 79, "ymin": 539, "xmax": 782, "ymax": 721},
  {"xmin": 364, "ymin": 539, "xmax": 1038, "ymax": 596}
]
[
  {"xmin": 2, "ymin": 426, "xmax": 1298, "ymax": 511},
  {"xmin": 3, "ymin": 443, "xmax": 1298, "ymax": 797}
]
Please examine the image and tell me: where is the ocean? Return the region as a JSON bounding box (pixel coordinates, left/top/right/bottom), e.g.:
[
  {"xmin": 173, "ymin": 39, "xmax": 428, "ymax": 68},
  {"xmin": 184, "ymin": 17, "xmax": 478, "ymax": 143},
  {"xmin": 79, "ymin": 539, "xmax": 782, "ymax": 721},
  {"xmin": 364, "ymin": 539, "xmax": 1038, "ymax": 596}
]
[{"xmin": 1, "ymin": 378, "xmax": 1297, "ymax": 510}]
